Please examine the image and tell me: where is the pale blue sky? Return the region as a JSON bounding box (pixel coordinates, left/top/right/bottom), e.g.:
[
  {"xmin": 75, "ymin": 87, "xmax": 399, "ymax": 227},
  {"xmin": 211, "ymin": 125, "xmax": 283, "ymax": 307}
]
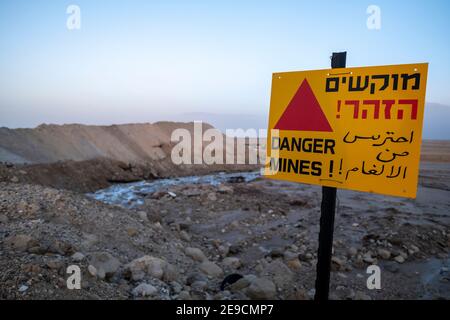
[{"xmin": 1, "ymin": 0, "xmax": 449, "ymax": 128}]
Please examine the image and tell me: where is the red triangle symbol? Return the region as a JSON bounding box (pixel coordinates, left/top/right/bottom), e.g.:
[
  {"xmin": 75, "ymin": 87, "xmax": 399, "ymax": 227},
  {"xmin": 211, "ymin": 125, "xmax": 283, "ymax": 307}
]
[{"xmin": 274, "ymin": 79, "xmax": 333, "ymax": 132}]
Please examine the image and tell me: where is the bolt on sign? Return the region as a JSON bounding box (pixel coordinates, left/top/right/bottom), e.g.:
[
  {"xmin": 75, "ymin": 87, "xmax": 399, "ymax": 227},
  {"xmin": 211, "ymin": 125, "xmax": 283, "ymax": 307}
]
[{"xmin": 264, "ymin": 63, "xmax": 428, "ymax": 198}]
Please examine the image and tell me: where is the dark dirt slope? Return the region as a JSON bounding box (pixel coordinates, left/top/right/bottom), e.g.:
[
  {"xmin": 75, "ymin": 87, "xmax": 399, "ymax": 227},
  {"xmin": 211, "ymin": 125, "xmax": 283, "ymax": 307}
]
[{"xmin": 0, "ymin": 158, "xmax": 255, "ymax": 193}]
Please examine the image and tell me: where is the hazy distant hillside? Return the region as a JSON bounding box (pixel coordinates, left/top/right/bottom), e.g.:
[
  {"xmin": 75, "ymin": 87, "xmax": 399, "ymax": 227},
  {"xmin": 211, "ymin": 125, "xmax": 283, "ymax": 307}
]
[
  {"xmin": 174, "ymin": 103, "xmax": 450, "ymax": 140},
  {"xmin": 423, "ymin": 103, "xmax": 450, "ymax": 139},
  {"xmin": 4, "ymin": 103, "xmax": 448, "ymax": 140}
]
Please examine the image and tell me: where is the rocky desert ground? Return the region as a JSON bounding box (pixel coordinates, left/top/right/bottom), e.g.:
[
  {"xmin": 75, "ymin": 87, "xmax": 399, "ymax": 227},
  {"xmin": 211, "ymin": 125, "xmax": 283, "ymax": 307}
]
[{"xmin": 0, "ymin": 123, "xmax": 449, "ymax": 300}]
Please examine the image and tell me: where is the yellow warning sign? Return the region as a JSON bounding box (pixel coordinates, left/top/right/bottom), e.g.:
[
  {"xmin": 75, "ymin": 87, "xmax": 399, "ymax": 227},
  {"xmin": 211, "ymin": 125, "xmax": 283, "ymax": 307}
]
[{"xmin": 264, "ymin": 63, "xmax": 428, "ymax": 198}]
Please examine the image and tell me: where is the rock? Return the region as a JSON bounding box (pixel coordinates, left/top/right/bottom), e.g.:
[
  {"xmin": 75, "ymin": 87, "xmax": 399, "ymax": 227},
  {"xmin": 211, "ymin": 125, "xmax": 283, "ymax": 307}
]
[
  {"xmin": 11, "ymin": 176, "xmax": 19, "ymax": 183},
  {"xmin": 17, "ymin": 201, "xmax": 40, "ymax": 217},
  {"xmin": 354, "ymin": 291, "xmax": 372, "ymax": 300},
  {"xmin": 246, "ymin": 278, "xmax": 276, "ymax": 300},
  {"xmin": 178, "ymin": 290, "xmax": 192, "ymax": 300},
  {"xmin": 283, "ymin": 250, "xmax": 298, "ymax": 261},
  {"xmin": 125, "ymin": 256, "xmax": 168, "ymax": 281},
  {"xmin": 98, "ymin": 268, "xmax": 107, "ymax": 279},
  {"xmin": 88, "ymin": 265, "xmax": 98, "ymax": 277},
  {"xmin": 286, "ymin": 259, "xmax": 302, "ymax": 271},
  {"xmin": 334, "ymin": 286, "xmax": 355, "ymax": 300},
  {"xmin": 207, "ymin": 192, "xmax": 217, "ymax": 201},
  {"xmin": 331, "ymin": 256, "xmax": 346, "ymax": 267},
  {"xmin": 199, "ymin": 261, "xmax": 223, "ymax": 278},
  {"xmin": 150, "ymin": 191, "xmax": 165, "ymax": 200},
  {"xmin": 23, "ymin": 264, "xmax": 42, "ymax": 274},
  {"xmin": 0, "ymin": 214, "xmax": 8, "ymax": 224},
  {"xmin": 410, "ymin": 245, "xmax": 420, "ymax": 253},
  {"xmin": 214, "ymin": 290, "xmax": 231, "ymax": 300},
  {"xmin": 153, "ymin": 222, "xmax": 163, "ymax": 229},
  {"xmin": 229, "ymin": 244, "xmax": 241, "ymax": 255},
  {"xmin": 163, "ymin": 263, "xmax": 179, "ymax": 282},
  {"xmin": 46, "ymin": 260, "xmax": 63, "ymax": 270},
  {"xmin": 362, "ymin": 252, "xmax": 375, "ymax": 264},
  {"xmin": 191, "ymin": 280, "xmax": 208, "ymax": 291},
  {"xmin": 177, "ymin": 221, "xmax": 191, "ymax": 231},
  {"xmin": 217, "ymin": 185, "xmax": 234, "ymax": 194},
  {"xmin": 49, "ymin": 240, "xmax": 74, "ymax": 256},
  {"xmin": 5, "ymin": 234, "xmax": 38, "ymax": 252},
  {"xmin": 220, "ymin": 273, "xmax": 244, "ymax": 290},
  {"xmin": 186, "ymin": 273, "xmax": 208, "ymax": 285},
  {"xmin": 288, "ymin": 288, "xmax": 309, "ymax": 300},
  {"xmin": 229, "ymin": 275, "xmax": 255, "ymax": 291},
  {"xmin": 81, "ymin": 233, "xmax": 98, "ymax": 250},
  {"xmin": 353, "ymin": 255, "xmax": 365, "ymax": 268},
  {"xmin": 71, "ymin": 252, "xmax": 85, "ymax": 262},
  {"xmin": 185, "ymin": 247, "xmax": 207, "ymax": 262},
  {"xmin": 394, "ymin": 255, "xmax": 405, "ymax": 264},
  {"xmin": 230, "ymin": 220, "xmax": 240, "ymax": 229},
  {"xmin": 377, "ymin": 249, "xmax": 391, "ymax": 260},
  {"xmin": 171, "ymin": 281, "xmax": 183, "ymax": 294},
  {"xmin": 89, "ymin": 252, "xmax": 120, "ymax": 279},
  {"xmin": 137, "ymin": 211, "xmax": 149, "ymax": 222},
  {"xmin": 298, "ymin": 252, "xmax": 313, "ymax": 262},
  {"xmin": 132, "ymin": 283, "xmax": 157, "ymax": 297},
  {"xmin": 307, "ymin": 289, "xmax": 316, "ymax": 299},
  {"xmin": 181, "ymin": 187, "xmax": 202, "ymax": 197},
  {"xmin": 289, "ymin": 199, "xmax": 308, "ymax": 206},
  {"xmin": 18, "ymin": 285, "xmax": 29, "ymax": 293},
  {"xmin": 222, "ymin": 257, "xmax": 241, "ymax": 269},
  {"xmin": 27, "ymin": 246, "xmax": 46, "ymax": 255},
  {"xmin": 229, "ymin": 280, "xmax": 249, "ymax": 293},
  {"xmin": 179, "ymin": 231, "xmax": 191, "ymax": 242},
  {"xmin": 218, "ymin": 244, "xmax": 230, "ymax": 257},
  {"xmin": 260, "ymin": 260, "xmax": 294, "ymax": 288},
  {"xmin": 126, "ymin": 228, "xmax": 139, "ymax": 237},
  {"xmin": 346, "ymin": 247, "xmax": 358, "ymax": 257}
]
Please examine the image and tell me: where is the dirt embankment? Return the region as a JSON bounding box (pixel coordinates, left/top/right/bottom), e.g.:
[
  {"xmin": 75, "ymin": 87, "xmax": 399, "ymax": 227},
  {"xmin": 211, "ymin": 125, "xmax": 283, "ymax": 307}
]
[
  {"xmin": 0, "ymin": 122, "xmax": 259, "ymax": 192},
  {"xmin": 0, "ymin": 122, "xmax": 218, "ymax": 164}
]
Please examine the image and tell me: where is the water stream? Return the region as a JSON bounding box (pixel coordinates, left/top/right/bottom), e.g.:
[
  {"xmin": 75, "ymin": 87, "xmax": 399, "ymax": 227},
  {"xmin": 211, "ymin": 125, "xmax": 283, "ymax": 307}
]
[{"xmin": 87, "ymin": 171, "xmax": 260, "ymax": 208}]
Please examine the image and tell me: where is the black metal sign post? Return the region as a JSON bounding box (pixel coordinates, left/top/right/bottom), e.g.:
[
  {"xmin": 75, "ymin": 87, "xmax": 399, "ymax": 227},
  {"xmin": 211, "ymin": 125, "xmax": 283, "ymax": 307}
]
[{"xmin": 314, "ymin": 52, "xmax": 347, "ymax": 301}]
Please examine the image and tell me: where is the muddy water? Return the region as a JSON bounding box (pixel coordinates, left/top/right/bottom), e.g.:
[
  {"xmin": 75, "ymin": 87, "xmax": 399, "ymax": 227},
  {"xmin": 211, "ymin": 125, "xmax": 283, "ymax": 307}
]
[
  {"xmin": 394, "ymin": 257, "xmax": 450, "ymax": 299},
  {"xmin": 88, "ymin": 171, "xmax": 260, "ymax": 208}
]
